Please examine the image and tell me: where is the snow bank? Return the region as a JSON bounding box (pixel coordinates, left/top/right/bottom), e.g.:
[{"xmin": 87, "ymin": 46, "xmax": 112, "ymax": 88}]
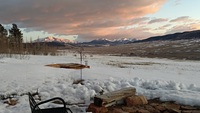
[{"xmin": 0, "ymin": 54, "xmax": 200, "ymax": 113}]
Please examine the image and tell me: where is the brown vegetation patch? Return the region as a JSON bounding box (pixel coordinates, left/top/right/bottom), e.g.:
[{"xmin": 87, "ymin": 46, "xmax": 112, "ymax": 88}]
[
  {"xmin": 4, "ymin": 98, "xmax": 18, "ymax": 106},
  {"xmin": 45, "ymin": 63, "xmax": 90, "ymax": 69},
  {"xmin": 106, "ymin": 60, "xmax": 163, "ymax": 68}
]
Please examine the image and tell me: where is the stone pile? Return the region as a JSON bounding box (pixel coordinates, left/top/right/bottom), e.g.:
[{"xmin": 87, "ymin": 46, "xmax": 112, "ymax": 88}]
[{"xmin": 87, "ymin": 88, "xmax": 200, "ymax": 113}]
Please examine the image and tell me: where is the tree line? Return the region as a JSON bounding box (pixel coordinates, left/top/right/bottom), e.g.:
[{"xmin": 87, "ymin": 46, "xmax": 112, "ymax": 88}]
[
  {"xmin": 0, "ymin": 24, "xmax": 57, "ymax": 58},
  {"xmin": 0, "ymin": 24, "xmax": 23, "ymax": 54}
]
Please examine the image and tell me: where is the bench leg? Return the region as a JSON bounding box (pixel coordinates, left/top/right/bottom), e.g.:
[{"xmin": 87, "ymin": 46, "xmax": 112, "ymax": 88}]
[{"xmin": 66, "ymin": 108, "xmax": 73, "ymax": 113}]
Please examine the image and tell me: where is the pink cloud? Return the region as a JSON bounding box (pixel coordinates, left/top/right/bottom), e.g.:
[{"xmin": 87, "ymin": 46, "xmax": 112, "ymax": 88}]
[
  {"xmin": 191, "ymin": 23, "xmax": 200, "ymax": 30},
  {"xmin": 148, "ymin": 18, "xmax": 168, "ymax": 24},
  {"xmin": 0, "ymin": 0, "xmax": 167, "ymax": 41},
  {"xmin": 165, "ymin": 25, "xmax": 194, "ymax": 34},
  {"xmin": 170, "ymin": 16, "xmax": 190, "ymax": 23},
  {"xmin": 165, "ymin": 17, "xmax": 200, "ymax": 34},
  {"xmin": 160, "ymin": 24, "xmax": 172, "ymax": 29}
]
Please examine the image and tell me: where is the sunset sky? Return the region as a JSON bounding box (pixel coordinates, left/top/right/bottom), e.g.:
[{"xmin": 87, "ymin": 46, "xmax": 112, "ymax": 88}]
[{"xmin": 0, "ymin": 0, "xmax": 200, "ymax": 42}]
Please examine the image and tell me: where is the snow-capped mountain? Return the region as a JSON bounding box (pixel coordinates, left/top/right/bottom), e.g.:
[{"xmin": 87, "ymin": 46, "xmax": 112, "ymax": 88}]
[
  {"xmin": 80, "ymin": 38, "xmax": 137, "ymax": 46},
  {"xmin": 34, "ymin": 36, "xmax": 73, "ymax": 43},
  {"xmin": 113, "ymin": 38, "xmax": 137, "ymax": 43}
]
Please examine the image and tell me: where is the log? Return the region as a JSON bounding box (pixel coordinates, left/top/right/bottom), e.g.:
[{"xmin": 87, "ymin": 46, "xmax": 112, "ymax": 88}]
[{"xmin": 94, "ymin": 87, "xmax": 136, "ymax": 107}]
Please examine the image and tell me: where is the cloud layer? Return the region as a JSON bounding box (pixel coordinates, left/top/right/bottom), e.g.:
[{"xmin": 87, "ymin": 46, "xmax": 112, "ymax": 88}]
[
  {"xmin": 0, "ymin": 0, "xmax": 199, "ymax": 41},
  {"xmin": 0, "ymin": 0, "xmax": 168, "ymax": 41}
]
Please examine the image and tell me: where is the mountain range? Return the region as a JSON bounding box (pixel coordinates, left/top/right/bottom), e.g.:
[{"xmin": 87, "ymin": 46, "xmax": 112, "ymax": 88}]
[
  {"xmin": 34, "ymin": 30, "xmax": 200, "ymax": 47},
  {"xmin": 34, "ymin": 37, "xmax": 137, "ymax": 46},
  {"xmin": 79, "ymin": 30, "xmax": 200, "ymax": 46},
  {"xmin": 80, "ymin": 38, "xmax": 137, "ymax": 46}
]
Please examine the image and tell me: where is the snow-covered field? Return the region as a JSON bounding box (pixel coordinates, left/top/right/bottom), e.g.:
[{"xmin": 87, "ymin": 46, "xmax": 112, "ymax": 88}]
[{"xmin": 0, "ymin": 53, "xmax": 200, "ymax": 113}]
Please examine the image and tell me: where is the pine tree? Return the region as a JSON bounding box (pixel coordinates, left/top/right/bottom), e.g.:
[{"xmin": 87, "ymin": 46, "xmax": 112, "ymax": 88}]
[
  {"xmin": 0, "ymin": 24, "xmax": 8, "ymax": 38},
  {"xmin": 0, "ymin": 24, "xmax": 8, "ymax": 53},
  {"xmin": 0, "ymin": 24, "xmax": 8, "ymax": 42},
  {"xmin": 9, "ymin": 24, "xmax": 23, "ymax": 53}
]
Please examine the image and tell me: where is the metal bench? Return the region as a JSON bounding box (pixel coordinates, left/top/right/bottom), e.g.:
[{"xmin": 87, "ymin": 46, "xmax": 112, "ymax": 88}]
[{"xmin": 28, "ymin": 93, "xmax": 72, "ymax": 113}]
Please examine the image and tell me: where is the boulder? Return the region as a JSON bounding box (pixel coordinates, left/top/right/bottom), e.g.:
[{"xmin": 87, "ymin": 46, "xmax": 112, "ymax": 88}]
[
  {"xmin": 125, "ymin": 95, "xmax": 148, "ymax": 106},
  {"xmin": 86, "ymin": 103, "xmax": 108, "ymax": 113}
]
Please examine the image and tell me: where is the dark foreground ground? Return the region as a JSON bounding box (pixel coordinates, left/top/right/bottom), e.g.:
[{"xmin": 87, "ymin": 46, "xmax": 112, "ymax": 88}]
[{"xmin": 103, "ymin": 98, "xmax": 200, "ymax": 113}]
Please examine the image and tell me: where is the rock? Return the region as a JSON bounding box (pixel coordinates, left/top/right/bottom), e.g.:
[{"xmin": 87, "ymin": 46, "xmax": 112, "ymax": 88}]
[
  {"xmin": 154, "ymin": 105, "xmax": 166, "ymax": 112},
  {"xmin": 112, "ymin": 108, "xmax": 129, "ymax": 113},
  {"xmin": 180, "ymin": 105, "xmax": 197, "ymax": 110},
  {"xmin": 163, "ymin": 111, "xmax": 170, "ymax": 113},
  {"xmin": 122, "ymin": 106, "xmax": 138, "ymax": 112},
  {"xmin": 136, "ymin": 109, "xmax": 150, "ymax": 113},
  {"xmin": 182, "ymin": 110, "xmax": 200, "ymax": 113},
  {"xmin": 125, "ymin": 95, "xmax": 148, "ymax": 106},
  {"xmin": 86, "ymin": 103, "xmax": 108, "ymax": 113},
  {"xmin": 181, "ymin": 110, "xmax": 192, "ymax": 113},
  {"xmin": 162, "ymin": 102, "xmax": 181, "ymax": 113},
  {"xmin": 168, "ymin": 109, "xmax": 181, "ymax": 113},
  {"xmin": 149, "ymin": 103, "xmax": 159, "ymax": 107},
  {"xmin": 144, "ymin": 105, "xmax": 160, "ymax": 113}
]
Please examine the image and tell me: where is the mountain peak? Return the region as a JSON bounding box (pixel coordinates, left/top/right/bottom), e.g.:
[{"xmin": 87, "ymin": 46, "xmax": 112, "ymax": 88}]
[
  {"xmin": 80, "ymin": 38, "xmax": 137, "ymax": 46},
  {"xmin": 34, "ymin": 36, "xmax": 73, "ymax": 43}
]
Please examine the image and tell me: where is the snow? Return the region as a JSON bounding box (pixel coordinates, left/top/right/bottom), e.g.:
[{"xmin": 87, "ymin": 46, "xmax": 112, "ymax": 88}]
[
  {"xmin": 0, "ymin": 53, "xmax": 200, "ymax": 113},
  {"xmin": 35, "ymin": 36, "xmax": 73, "ymax": 43}
]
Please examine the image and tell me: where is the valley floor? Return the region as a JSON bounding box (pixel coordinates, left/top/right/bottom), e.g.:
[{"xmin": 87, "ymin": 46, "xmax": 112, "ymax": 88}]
[{"xmin": 83, "ymin": 39, "xmax": 200, "ymax": 60}]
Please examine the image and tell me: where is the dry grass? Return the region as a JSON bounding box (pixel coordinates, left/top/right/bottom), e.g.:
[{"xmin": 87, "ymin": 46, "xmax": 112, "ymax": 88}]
[
  {"xmin": 106, "ymin": 60, "xmax": 162, "ymax": 68},
  {"xmin": 83, "ymin": 40, "xmax": 200, "ymax": 60}
]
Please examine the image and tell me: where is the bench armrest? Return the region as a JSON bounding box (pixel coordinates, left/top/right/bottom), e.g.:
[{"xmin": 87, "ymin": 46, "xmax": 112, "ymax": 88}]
[{"xmin": 33, "ymin": 97, "xmax": 66, "ymax": 110}]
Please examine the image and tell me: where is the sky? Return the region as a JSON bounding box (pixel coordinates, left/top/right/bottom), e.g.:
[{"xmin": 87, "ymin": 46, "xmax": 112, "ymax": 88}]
[{"xmin": 0, "ymin": 0, "xmax": 200, "ymax": 42}]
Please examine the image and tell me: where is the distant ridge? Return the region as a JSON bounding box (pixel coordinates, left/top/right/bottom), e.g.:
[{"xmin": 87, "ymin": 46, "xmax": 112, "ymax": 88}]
[
  {"xmin": 138, "ymin": 30, "xmax": 200, "ymax": 42},
  {"xmin": 81, "ymin": 38, "xmax": 137, "ymax": 46},
  {"xmin": 80, "ymin": 30, "xmax": 200, "ymax": 46}
]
